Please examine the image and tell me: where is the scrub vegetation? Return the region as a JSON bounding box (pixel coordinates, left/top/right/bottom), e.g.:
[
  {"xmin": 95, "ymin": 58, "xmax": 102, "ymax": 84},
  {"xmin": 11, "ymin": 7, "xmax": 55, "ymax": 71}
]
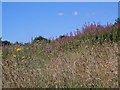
[{"xmin": 1, "ymin": 18, "xmax": 120, "ymax": 88}]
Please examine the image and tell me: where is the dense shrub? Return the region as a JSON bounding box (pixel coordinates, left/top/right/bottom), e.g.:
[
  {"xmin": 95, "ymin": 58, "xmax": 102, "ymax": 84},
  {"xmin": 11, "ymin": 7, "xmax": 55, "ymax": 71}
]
[
  {"xmin": 33, "ymin": 36, "xmax": 48, "ymax": 41},
  {"xmin": 59, "ymin": 35, "xmax": 66, "ymax": 39},
  {"xmin": 32, "ymin": 36, "xmax": 51, "ymax": 44},
  {"xmin": 2, "ymin": 40, "xmax": 11, "ymax": 46}
]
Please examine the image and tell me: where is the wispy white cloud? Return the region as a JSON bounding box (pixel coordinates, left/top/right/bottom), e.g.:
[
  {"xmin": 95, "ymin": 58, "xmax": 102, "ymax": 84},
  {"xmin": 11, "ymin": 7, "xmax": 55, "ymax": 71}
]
[
  {"xmin": 57, "ymin": 12, "xmax": 65, "ymax": 16},
  {"xmin": 57, "ymin": 11, "xmax": 79, "ymax": 16},
  {"xmin": 86, "ymin": 13, "xmax": 95, "ymax": 17},
  {"xmin": 73, "ymin": 11, "xmax": 78, "ymax": 16}
]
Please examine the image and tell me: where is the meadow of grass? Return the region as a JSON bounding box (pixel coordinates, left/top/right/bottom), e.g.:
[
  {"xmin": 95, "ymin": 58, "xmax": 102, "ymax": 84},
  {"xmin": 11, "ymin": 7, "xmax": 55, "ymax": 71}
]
[{"xmin": 1, "ymin": 20, "xmax": 120, "ymax": 88}]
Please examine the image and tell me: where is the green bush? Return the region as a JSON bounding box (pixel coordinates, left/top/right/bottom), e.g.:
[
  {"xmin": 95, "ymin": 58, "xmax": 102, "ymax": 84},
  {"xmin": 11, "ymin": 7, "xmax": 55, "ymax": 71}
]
[{"xmin": 2, "ymin": 40, "xmax": 11, "ymax": 46}]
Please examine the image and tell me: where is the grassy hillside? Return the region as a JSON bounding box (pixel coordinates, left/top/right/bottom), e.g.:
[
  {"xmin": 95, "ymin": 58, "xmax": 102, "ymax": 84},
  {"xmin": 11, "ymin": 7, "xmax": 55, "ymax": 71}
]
[{"xmin": 2, "ymin": 22, "xmax": 120, "ymax": 88}]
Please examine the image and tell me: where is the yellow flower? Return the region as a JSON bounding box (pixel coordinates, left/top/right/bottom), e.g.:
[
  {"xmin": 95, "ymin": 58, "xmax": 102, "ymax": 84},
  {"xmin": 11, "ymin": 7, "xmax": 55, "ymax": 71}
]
[
  {"xmin": 22, "ymin": 56, "xmax": 25, "ymax": 59},
  {"xmin": 16, "ymin": 48, "xmax": 22, "ymax": 52},
  {"xmin": 13, "ymin": 54, "xmax": 17, "ymax": 58},
  {"xmin": 26, "ymin": 48, "xmax": 29, "ymax": 50}
]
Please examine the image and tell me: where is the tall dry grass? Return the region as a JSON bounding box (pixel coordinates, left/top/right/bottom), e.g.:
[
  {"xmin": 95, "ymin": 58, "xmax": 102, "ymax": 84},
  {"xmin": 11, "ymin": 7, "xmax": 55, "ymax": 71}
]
[
  {"xmin": 2, "ymin": 42, "xmax": 119, "ymax": 88},
  {"xmin": 2, "ymin": 22, "xmax": 120, "ymax": 88}
]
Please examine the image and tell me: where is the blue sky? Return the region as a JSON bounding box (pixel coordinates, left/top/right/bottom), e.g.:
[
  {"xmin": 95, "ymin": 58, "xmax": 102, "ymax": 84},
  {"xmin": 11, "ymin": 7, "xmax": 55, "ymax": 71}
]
[{"xmin": 2, "ymin": 2, "xmax": 118, "ymax": 43}]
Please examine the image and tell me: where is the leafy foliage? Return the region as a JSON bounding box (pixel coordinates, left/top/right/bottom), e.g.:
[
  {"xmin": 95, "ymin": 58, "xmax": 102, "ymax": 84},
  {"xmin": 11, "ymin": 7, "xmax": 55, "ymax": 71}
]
[
  {"xmin": 33, "ymin": 36, "xmax": 48, "ymax": 41},
  {"xmin": 2, "ymin": 40, "xmax": 11, "ymax": 46}
]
